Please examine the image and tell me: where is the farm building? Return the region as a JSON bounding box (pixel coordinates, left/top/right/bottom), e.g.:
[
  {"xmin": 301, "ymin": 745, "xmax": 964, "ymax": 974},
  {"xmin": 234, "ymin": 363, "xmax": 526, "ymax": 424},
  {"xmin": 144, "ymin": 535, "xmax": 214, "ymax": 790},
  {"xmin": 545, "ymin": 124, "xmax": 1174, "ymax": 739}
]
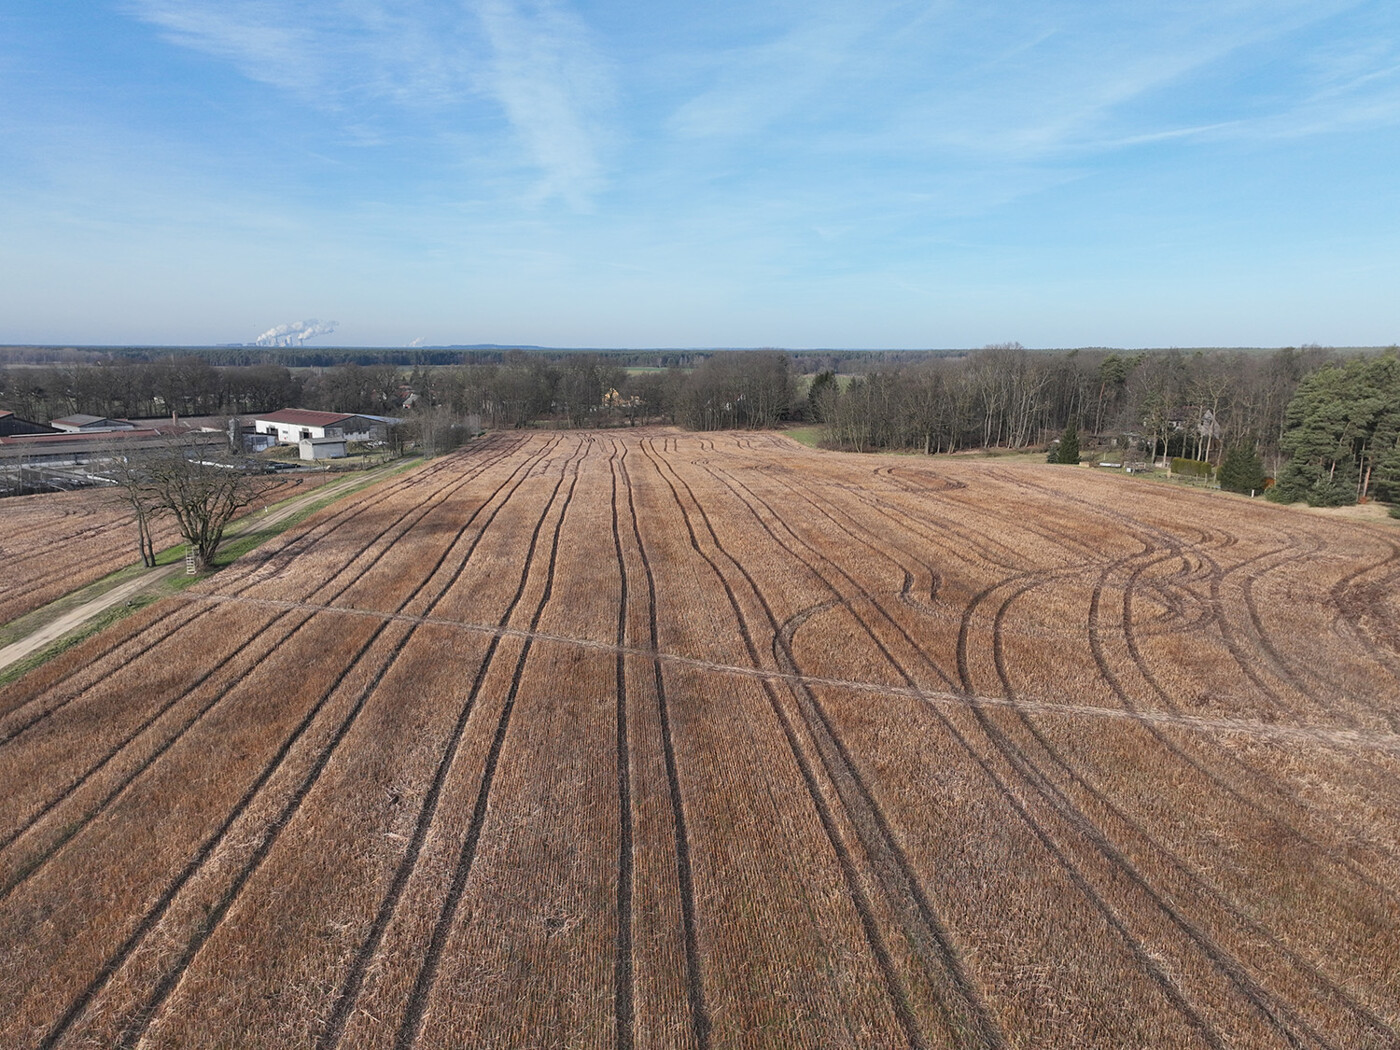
[
  {"xmin": 358, "ymin": 412, "xmax": 405, "ymax": 432},
  {"xmin": 299, "ymin": 436, "xmax": 347, "ymax": 461},
  {"xmin": 49, "ymin": 414, "xmax": 138, "ymax": 434},
  {"xmin": 0, "ymin": 426, "xmax": 220, "ymax": 463},
  {"xmin": 0, "ymin": 411, "xmax": 58, "ymax": 437},
  {"xmin": 252, "ymin": 409, "xmax": 385, "ymax": 445},
  {"xmin": 0, "ymin": 426, "xmax": 224, "ymax": 494}
]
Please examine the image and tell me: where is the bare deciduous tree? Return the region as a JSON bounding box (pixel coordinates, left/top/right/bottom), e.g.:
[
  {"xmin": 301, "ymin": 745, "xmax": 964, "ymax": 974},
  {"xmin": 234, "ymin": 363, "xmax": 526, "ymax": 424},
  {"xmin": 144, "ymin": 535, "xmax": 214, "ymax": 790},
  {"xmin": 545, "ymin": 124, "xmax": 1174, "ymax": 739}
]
[
  {"xmin": 106, "ymin": 449, "xmax": 162, "ymax": 568},
  {"xmin": 116, "ymin": 437, "xmax": 269, "ymax": 571}
]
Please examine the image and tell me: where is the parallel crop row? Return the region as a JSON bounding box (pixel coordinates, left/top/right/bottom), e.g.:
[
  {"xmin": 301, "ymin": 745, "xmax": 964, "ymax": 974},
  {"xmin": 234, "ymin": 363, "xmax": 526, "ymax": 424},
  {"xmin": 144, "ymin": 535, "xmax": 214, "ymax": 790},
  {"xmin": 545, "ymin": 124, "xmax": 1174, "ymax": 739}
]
[{"xmin": 1, "ymin": 430, "xmax": 1396, "ymax": 1049}]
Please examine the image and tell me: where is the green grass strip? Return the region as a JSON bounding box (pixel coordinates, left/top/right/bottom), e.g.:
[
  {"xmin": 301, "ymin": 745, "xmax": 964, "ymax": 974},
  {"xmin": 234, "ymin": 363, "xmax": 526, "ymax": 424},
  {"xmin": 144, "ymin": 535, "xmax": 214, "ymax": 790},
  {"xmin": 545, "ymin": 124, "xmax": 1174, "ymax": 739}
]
[
  {"xmin": 0, "ymin": 594, "xmax": 161, "ymax": 689},
  {"xmin": 0, "ymin": 455, "xmax": 424, "ymax": 678},
  {"xmin": 783, "ymin": 426, "xmax": 826, "ymax": 448}
]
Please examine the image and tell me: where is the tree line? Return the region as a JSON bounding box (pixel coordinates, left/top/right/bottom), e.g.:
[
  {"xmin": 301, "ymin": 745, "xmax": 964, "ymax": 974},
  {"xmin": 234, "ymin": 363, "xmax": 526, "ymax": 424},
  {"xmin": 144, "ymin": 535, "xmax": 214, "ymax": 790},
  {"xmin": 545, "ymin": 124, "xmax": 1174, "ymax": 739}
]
[
  {"xmin": 1, "ymin": 342, "xmax": 958, "ymax": 371},
  {"xmin": 5, "ymin": 344, "xmax": 1397, "ymax": 509},
  {"xmin": 0, "ymin": 358, "xmax": 411, "ymax": 421},
  {"xmin": 809, "ymin": 344, "xmax": 1337, "ymax": 467},
  {"xmin": 806, "ymin": 344, "xmax": 1400, "ymax": 507},
  {"xmin": 0, "ymin": 357, "xmax": 302, "ymax": 421},
  {"xmin": 405, "ymin": 350, "xmax": 793, "ymax": 431}
]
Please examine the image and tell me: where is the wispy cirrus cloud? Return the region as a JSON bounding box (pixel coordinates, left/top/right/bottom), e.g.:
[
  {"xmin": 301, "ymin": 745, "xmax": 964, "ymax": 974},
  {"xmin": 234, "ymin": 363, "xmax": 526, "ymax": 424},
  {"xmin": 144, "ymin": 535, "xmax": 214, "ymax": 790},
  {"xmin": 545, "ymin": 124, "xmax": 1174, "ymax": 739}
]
[
  {"xmin": 921, "ymin": 0, "xmax": 1400, "ymax": 158},
  {"xmin": 472, "ymin": 0, "xmax": 615, "ymax": 208},
  {"xmin": 123, "ymin": 0, "xmax": 615, "ymax": 206},
  {"xmin": 657, "ymin": 0, "xmax": 1395, "ymax": 167},
  {"xmin": 123, "ymin": 0, "xmax": 421, "ymax": 103},
  {"xmin": 666, "ymin": 13, "xmax": 872, "ymax": 141}
]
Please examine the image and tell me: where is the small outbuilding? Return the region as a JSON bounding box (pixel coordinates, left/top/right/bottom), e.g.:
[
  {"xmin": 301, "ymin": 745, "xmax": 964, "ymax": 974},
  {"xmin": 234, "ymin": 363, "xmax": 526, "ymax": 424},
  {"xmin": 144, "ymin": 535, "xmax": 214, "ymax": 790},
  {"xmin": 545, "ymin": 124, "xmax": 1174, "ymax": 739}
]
[{"xmin": 299, "ymin": 435, "xmax": 347, "ymax": 461}]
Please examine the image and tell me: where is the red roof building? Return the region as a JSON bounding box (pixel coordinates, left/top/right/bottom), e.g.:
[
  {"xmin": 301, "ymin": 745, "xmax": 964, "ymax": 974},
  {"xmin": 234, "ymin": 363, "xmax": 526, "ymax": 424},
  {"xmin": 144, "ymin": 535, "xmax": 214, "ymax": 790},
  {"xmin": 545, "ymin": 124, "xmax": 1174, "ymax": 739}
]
[
  {"xmin": 254, "ymin": 409, "xmax": 356, "ymax": 429},
  {"xmin": 251, "ymin": 409, "xmax": 382, "ymax": 444}
]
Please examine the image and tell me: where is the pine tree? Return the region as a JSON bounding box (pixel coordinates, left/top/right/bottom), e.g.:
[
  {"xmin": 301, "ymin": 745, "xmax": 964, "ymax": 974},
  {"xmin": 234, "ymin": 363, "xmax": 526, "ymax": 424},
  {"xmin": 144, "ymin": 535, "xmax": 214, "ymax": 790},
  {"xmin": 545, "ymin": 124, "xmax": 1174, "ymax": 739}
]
[
  {"xmin": 1218, "ymin": 445, "xmax": 1266, "ymax": 495},
  {"xmin": 807, "ymin": 369, "xmax": 837, "ymax": 423},
  {"xmin": 1270, "ymin": 351, "xmax": 1400, "ymax": 505},
  {"xmin": 1049, "ymin": 418, "xmax": 1080, "ymax": 464}
]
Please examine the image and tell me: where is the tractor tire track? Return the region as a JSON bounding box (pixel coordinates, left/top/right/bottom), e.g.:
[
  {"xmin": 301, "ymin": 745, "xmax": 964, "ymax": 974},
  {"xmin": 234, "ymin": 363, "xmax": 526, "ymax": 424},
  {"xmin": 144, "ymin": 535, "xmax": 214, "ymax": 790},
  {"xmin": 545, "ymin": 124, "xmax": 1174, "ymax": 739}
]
[
  {"xmin": 646, "ymin": 442, "xmax": 993, "ymax": 1049},
  {"xmin": 111, "ymin": 434, "xmax": 579, "ymax": 1050},
  {"xmin": 0, "ymin": 439, "xmax": 526, "ymax": 749},
  {"xmin": 739, "ymin": 463, "xmax": 1223, "ymax": 1046},
  {"xmin": 617, "ymin": 444, "xmax": 711, "ymax": 1050},
  {"xmin": 609, "ymin": 441, "xmax": 635, "ymax": 1050},
  {"xmin": 309, "ymin": 434, "xmax": 589, "ymax": 1049},
  {"xmin": 391, "ymin": 436, "xmax": 588, "ymax": 1050},
  {"xmin": 639, "ymin": 443, "xmax": 933, "ymax": 1049},
  {"xmin": 990, "ymin": 572, "xmax": 1399, "ymax": 1045},
  {"xmin": 0, "ymin": 439, "xmax": 548, "ymax": 903},
  {"xmin": 0, "ymin": 439, "xmax": 522, "ymax": 744},
  {"xmin": 32, "ymin": 437, "xmax": 562, "ymax": 1049},
  {"xmin": 723, "ymin": 454, "xmax": 1382, "ymax": 1048}
]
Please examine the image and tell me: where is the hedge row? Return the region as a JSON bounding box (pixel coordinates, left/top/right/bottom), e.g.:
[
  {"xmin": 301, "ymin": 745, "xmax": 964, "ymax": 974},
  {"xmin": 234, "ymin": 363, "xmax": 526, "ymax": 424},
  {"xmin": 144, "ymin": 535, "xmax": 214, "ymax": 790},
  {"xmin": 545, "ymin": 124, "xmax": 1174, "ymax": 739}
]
[{"xmin": 1170, "ymin": 457, "xmax": 1215, "ymax": 478}]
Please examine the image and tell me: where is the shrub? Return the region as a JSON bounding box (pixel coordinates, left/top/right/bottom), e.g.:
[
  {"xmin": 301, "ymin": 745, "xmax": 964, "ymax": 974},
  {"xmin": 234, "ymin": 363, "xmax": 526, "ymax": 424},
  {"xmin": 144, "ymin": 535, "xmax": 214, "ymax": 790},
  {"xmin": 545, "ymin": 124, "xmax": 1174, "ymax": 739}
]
[
  {"xmin": 1170, "ymin": 457, "xmax": 1214, "ymax": 479},
  {"xmin": 1269, "ymin": 458, "xmax": 1359, "ymax": 506}
]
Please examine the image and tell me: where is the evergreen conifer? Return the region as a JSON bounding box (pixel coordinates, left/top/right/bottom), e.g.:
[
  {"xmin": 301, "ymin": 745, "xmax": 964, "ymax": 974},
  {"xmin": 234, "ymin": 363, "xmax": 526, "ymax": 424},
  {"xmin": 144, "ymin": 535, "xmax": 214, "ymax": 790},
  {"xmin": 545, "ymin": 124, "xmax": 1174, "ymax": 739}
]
[
  {"xmin": 1218, "ymin": 445, "xmax": 1267, "ymax": 495},
  {"xmin": 1050, "ymin": 418, "xmax": 1080, "ymax": 464}
]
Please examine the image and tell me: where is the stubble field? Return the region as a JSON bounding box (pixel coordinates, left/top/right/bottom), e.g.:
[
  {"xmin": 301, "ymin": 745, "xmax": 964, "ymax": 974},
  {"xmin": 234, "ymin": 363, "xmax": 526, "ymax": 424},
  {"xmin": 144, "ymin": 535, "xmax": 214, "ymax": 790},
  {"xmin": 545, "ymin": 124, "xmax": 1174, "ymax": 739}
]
[
  {"xmin": 1, "ymin": 428, "xmax": 1398, "ymax": 1049},
  {"xmin": 0, "ymin": 474, "xmax": 332, "ymax": 626}
]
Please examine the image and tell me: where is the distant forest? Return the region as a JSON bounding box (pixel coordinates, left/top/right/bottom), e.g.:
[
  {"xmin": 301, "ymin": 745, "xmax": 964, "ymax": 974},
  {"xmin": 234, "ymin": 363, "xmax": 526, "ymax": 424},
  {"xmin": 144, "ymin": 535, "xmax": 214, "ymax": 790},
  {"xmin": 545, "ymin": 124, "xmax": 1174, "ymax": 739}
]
[
  {"xmin": 0, "ymin": 343, "xmax": 945, "ymax": 371},
  {"xmin": 3, "ymin": 343, "xmax": 1397, "ymax": 507}
]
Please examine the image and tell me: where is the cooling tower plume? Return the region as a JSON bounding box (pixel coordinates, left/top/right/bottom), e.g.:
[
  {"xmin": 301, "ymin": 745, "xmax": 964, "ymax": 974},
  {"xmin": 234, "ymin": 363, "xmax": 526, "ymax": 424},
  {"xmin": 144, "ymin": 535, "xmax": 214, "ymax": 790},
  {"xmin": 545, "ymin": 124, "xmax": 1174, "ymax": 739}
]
[{"xmin": 254, "ymin": 319, "xmax": 338, "ymax": 347}]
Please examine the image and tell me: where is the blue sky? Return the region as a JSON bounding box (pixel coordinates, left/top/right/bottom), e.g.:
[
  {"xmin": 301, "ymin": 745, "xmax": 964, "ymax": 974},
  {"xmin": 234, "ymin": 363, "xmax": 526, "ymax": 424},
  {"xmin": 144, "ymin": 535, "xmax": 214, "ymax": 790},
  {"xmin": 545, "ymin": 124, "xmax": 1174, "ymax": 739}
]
[{"xmin": 2, "ymin": 0, "xmax": 1397, "ymax": 348}]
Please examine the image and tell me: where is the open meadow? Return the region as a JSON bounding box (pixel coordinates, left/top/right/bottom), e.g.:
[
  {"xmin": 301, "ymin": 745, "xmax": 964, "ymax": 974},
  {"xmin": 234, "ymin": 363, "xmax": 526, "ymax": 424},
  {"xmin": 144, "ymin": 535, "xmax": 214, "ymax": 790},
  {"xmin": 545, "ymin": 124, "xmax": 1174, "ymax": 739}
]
[{"xmin": 1, "ymin": 428, "xmax": 1398, "ymax": 1049}]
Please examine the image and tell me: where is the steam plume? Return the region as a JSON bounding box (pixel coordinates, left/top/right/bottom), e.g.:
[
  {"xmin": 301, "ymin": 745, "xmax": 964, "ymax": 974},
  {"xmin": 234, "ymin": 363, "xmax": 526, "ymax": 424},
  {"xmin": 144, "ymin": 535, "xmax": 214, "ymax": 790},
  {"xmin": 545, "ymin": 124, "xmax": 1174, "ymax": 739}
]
[{"xmin": 255, "ymin": 319, "xmax": 338, "ymax": 347}]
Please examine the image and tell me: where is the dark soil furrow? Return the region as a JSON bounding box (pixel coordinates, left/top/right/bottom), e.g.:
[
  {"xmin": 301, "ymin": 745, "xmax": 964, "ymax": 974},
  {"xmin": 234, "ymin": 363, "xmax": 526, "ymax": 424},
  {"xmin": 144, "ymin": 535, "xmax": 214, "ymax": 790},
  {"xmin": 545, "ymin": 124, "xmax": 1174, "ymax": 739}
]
[
  {"xmin": 311, "ymin": 436, "xmax": 578, "ymax": 1050},
  {"xmin": 0, "ymin": 439, "xmax": 546, "ymax": 901},
  {"xmin": 646, "ymin": 443, "xmax": 992, "ymax": 1048},
  {"xmin": 393, "ymin": 437, "xmax": 588, "ymax": 1050},
  {"xmin": 34, "ymin": 437, "xmax": 557, "ymax": 1048}
]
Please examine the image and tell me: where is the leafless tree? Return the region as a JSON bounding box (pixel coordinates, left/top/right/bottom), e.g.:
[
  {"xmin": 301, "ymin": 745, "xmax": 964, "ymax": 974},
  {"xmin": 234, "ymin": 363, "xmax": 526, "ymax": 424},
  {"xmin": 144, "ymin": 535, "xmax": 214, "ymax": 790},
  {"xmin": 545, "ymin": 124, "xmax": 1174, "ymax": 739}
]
[
  {"xmin": 105, "ymin": 448, "xmax": 163, "ymax": 568},
  {"xmin": 124, "ymin": 437, "xmax": 270, "ymax": 571}
]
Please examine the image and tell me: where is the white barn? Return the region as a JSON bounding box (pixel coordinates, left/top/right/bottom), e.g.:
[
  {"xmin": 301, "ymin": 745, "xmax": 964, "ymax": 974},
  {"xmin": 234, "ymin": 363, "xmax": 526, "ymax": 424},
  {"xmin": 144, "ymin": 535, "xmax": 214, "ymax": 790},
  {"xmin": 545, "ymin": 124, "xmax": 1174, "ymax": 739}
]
[{"xmin": 252, "ymin": 409, "xmax": 380, "ymax": 445}]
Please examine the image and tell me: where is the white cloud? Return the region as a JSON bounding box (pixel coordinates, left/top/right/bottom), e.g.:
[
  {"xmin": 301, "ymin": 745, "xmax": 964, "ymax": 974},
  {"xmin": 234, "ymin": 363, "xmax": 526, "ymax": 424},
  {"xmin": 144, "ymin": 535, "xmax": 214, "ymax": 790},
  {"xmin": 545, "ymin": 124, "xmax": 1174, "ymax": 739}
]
[
  {"xmin": 125, "ymin": 1, "xmax": 362, "ymax": 100},
  {"xmin": 653, "ymin": 0, "xmax": 1393, "ymax": 167},
  {"xmin": 123, "ymin": 0, "xmax": 614, "ymax": 206},
  {"xmin": 666, "ymin": 14, "xmax": 870, "ymax": 140},
  {"xmin": 472, "ymin": 0, "xmax": 615, "ymax": 208},
  {"xmin": 125, "ymin": 0, "xmax": 497, "ymax": 112}
]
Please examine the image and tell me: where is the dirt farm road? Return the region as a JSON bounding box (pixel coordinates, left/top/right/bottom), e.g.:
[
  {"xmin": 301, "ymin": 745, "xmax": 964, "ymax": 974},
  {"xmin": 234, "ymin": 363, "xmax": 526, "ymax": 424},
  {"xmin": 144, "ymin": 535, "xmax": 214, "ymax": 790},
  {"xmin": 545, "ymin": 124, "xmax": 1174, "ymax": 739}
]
[
  {"xmin": 0, "ymin": 463, "xmax": 405, "ymax": 677},
  {"xmin": 0, "ymin": 565, "xmax": 184, "ymax": 675}
]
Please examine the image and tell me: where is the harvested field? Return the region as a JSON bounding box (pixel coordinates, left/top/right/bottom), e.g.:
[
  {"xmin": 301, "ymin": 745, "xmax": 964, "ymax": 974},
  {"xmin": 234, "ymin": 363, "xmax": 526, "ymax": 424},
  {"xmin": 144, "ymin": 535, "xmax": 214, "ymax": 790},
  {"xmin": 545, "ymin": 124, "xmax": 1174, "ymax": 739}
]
[
  {"xmin": 0, "ymin": 474, "xmax": 333, "ymax": 626},
  {"xmin": 1, "ymin": 428, "xmax": 1398, "ymax": 1049}
]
